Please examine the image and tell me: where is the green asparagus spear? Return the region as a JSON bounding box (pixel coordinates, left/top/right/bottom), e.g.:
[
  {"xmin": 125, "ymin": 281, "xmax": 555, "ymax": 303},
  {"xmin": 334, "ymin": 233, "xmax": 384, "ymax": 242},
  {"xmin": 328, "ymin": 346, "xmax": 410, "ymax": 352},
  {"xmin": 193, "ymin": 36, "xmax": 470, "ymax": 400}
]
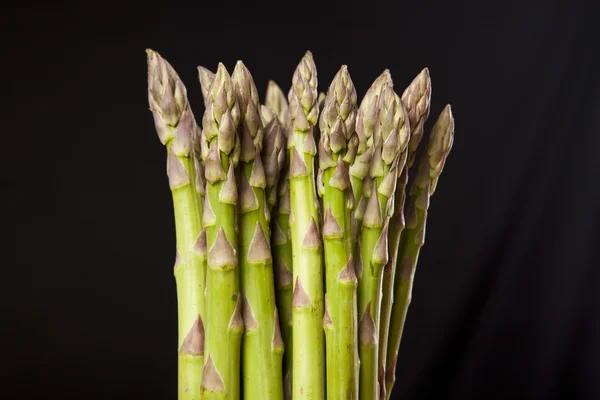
[
  {"xmin": 379, "ymin": 68, "xmax": 431, "ymax": 399},
  {"xmin": 385, "ymin": 105, "xmax": 454, "ymax": 399},
  {"xmin": 147, "ymin": 49, "xmax": 206, "ymax": 400},
  {"xmin": 288, "ymin": 51, "xmax": 325, "ymax": 400},
  {"xmin": 351, "ymin": 71, "xmax": 392, "ymax": 248},
  {"xmin": 317, "ymin": 66, "xmax": 359, "ymax": 400},
  {"xmin": 200, "ymin": 62, "xmax": 244, "ymax": 400},
  {"xmin": 232, "ymin": 61, "xmax": 284, "ymax": 400},
  {"xmin": 358, "ymin": 82, "xmax": 409, "ymax": 400},
  {"xmin": 265, "ymin": 80, "xmax": 294, "ymax": 400}
]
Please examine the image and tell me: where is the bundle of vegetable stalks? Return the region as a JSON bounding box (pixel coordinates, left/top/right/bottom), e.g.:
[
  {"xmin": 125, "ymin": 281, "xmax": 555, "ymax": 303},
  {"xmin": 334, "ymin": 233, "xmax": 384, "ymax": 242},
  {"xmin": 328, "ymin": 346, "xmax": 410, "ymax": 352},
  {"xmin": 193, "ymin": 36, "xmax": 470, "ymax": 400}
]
[{"xmin": 147, "ymin": 48, "xmax": 455, "ymax": 400}]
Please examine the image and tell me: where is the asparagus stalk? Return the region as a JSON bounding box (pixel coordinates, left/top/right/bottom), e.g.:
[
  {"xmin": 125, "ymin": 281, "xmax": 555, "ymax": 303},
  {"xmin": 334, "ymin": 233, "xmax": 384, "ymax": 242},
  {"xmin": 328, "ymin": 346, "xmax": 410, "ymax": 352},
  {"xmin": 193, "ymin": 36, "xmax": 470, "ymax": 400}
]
[
  {"xmin": 378, "ymin": 68, "xmax": 431, "ymax": 398},
  {"xmin": 232, "ymin": 62, "xmax": 284, "ymax": 400},
  {"xmin": 351, "ymin": 71, "xmax": 392, "ymax": 247},
  {"xmin": 317, "ymin": 66, "xmax": 359, "ymax": 399},
  {"xmin": 147, "ymin": 49, "xmax": 206, "ymax": 400},
  {"xmin": 265, "ymin": 81, "xmax": 294, "ymax": 400},
  {"xmin": 385, "ymin": 105, "xmax": 455, "ymax": 399},
  {"xmin": 357, "ymin": 83, "xmax": 409, "ymax": 400},
  {"xmin": 200, "ymin": 63, "xmax": 244, "ymax": 400},
  {"xmin": 287, "ymin": 51, "xmax": 325, "ymax": 400}
]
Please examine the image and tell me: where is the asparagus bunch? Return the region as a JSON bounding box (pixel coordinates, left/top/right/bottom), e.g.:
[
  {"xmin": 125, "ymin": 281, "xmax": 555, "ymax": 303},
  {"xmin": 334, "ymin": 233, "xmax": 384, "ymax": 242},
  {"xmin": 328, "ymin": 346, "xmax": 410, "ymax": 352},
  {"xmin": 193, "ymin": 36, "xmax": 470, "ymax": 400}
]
[
  {"xmin": 147, "ymin": 49, "xmax": 456, "ymax": 400},
  {"xmin": 318, "ymin": 66, "xmax": 359, "ymax": 399}
]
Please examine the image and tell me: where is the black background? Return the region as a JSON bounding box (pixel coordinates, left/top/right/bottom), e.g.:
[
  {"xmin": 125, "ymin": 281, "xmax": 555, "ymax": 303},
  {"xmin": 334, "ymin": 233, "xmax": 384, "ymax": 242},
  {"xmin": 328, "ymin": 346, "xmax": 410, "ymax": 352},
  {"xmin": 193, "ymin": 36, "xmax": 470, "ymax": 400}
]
[{"xmin": 5, "ymin": 0, "xmax": 599, "ymax": 399}]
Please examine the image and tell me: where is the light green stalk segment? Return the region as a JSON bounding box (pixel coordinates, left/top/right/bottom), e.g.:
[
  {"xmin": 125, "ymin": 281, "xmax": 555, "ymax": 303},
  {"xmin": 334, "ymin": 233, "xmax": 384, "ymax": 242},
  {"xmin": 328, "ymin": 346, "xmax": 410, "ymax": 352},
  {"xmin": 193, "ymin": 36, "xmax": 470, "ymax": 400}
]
[
  {"xmin": 273, "ymin": 179, "xmax": 293, "ymax": 399},
  {"xmin": 318, "ymin": 66, "xmax": 359, "ymax": 400},
  {"xmin": 265, "ymin": 80, "xmax": 294, "ymax": 399},
  {"xmin": 287, "ymin": 51, "xmax": 325, "ymax": 400},
  {"xmin": 232, "ymin": 62, "xmax": 284, "ymax": 400},
  {"xmin": 200, "ymin": 63, "xmax": 244, "ymax": 400},
  {"xmin": 147, "ymin": 49, "xmax": 206, "ymax": 400},
  {"xmin": 173, "ymin": 152, "xmax": 206, "ymax": 400},
  {"xmin": 378, "ymin": 68, "xmax": 430, "ymax": 399},
  {"xmin": 385, "ymin": 105, "xmax": 455, "ymax": 399},
  {"xmin": 357, "ymin": 83, "xmax": 408, "ymax": 400}
]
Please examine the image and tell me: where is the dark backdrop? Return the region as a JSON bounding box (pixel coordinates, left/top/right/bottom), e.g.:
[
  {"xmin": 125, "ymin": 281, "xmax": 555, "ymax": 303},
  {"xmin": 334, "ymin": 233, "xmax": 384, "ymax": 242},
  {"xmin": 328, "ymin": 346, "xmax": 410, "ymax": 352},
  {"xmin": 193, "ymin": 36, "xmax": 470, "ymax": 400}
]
[{"xmin": 4, "ymin": 0, "xmax": 599, "ymax": 399}]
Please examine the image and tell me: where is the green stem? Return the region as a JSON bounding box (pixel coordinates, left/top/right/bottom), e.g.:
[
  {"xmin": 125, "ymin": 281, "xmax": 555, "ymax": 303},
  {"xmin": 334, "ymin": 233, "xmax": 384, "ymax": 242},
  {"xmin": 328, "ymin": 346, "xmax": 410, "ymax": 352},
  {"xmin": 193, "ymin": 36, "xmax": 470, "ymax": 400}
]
[
  {"xmin": 169, "ymin": 145, "xmax": 206, "ymax": 400},
  {"xmin": 240, "ymin": 161, "xmax": 284, "ymax": 400},
  {"xmin": 378, "ymin": 168, "xmax": 407, "ymax": 399},
  {"xmin": 358, "ymin": 175, "xmax": 391, "ymax": 400},
  {"xmin": 202, "ymin": 150, "xmax": 242, "ymax": 400},
  {"xmin": 322, "ymin": 166, "xmax": 358, "ymax": 400},
  {"xmin": 289, "ymin": 140, "xmax": 325, "ymax": 400},
  {"xmin": 384, "ymin": 209, "xmax": 423, "ymax": 400},
  {"xmin": 272, "ymin": 179, "xmax": 293, "ymax": 400}
]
